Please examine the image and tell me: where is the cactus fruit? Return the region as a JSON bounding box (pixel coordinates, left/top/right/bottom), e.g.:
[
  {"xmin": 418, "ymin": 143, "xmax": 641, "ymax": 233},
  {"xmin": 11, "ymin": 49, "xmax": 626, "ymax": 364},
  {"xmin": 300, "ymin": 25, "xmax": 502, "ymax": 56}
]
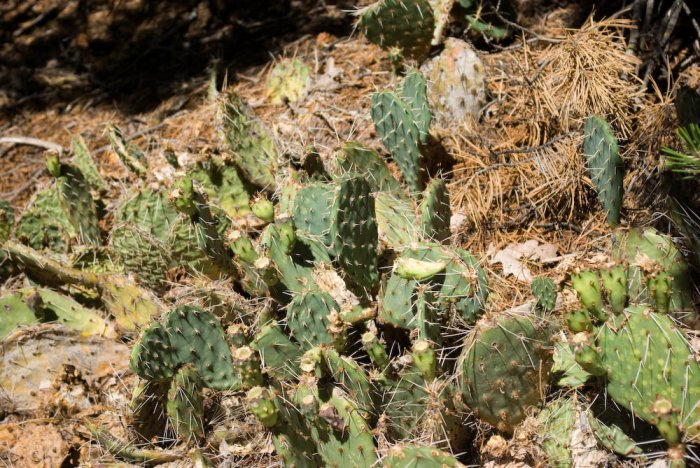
[
  {"xmin": 356, "ymin": 0, "xmax": 435, "ymax": 62},
  {"xmin": 383, "ymin": 444, "xmax": 464, "ymax": 467},
  {"xmin": 531, "ymin": 277, "xmax": 557, "ymax": 313},
  {"xmin": 420, "ymin": 178, "xmax": 451, "ymax": 242},
  {"xmin": 251, "ymin": 195, "xmax": 274, "ymax": 223},
  {"xmin": 582, "ymin": 115, "xmax": 623, "ymax": 226},
  {"xmin": 457, "ymin": 314, "xmax": 556, "ymax": 432},
  {"xmin": 131, "ymin": 305, "xmax": 238, "ymax": 390},
  {"xmin": 0, "ymin": 294, "xmax": 38, "ymax": 340},
  {"xmin": 166, "ymin": 364, "xmax": 205, "ymax": 442},
  {"xmin": 266, "ymin": 58, "xmax": 311, "ymax": 105},
  {"xmin": 599, "ymin": 265, "xmax": 627, "ymax": 314},
  {"xmin": 107, "ymin": 124, "xmax": 148, "ymax": 177},
  {"xmin": 219, "ymin": 93, "xmax": 278, "ymax": 191}
]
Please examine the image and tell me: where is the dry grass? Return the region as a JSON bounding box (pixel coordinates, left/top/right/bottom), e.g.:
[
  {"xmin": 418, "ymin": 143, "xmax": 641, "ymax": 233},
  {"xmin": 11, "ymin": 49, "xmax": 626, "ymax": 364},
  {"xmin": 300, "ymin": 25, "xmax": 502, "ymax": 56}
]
[{"xmin": 448, "ymin": 17, "xmax": 663, "ymax": 242}]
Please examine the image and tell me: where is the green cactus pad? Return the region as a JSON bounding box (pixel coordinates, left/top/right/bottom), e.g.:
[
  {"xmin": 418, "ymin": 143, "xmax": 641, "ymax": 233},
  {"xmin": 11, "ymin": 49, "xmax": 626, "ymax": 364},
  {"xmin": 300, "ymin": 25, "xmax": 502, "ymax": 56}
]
[
  {"xmin": 383, "ymin": 444, "xmax": 463, "ymax": 467},
  {"xmin": 131, "ymin": 305, "xmax": 238, "ymax": 390},
  {"xmin": 50, "ymin": 159, "xmax": 101, "ymax": 246},
  {"xmin": 594, "ymin": 305, "xmax": 700, "ymax": 445},
  {"xmin": 219, "ymin": 93, "xmax": 278, "ymax": 191},
  {"xmin": 0, "ymin": 294, "xmax": 38, "ymax": 340},
  {"xmin": 293, "ymin": 183, "xmax": 335, "ymax": 246},
  {"xmin": 337, "ymin": 142, "xmax": 402, "ymax": 193},
  {"xmin": 570, "ymin": 270, "xmax": 606, "ymax": 321},
  {"xmin": 70, "ymin": 135, "xmax": 105, "ymax": 192},
  {"xmin": 583, "ymin": 115, "xmax": 623, "ymax": 226},
  {"xmin": 356, "ymin": 0, "xmax": 435, "ymax": 61},
  {"xmin": 190, "ymin": 160, "xmax": 252, "ymax": 219},
  {"xmin": 614, "ymin": 228, "xmax": 693, "ymax": 317},
  {"xmin": 531, "ymin": 277, "xmax": 557, "ymax": 313},
  {"xmin": 16, "ymin": 187, "xmax": 76, "ymax": 253},
  {"xmin": 376, "ymin": 192, "xmax": 421, "ymax": 249},
  {"xmin": 166, "ymin": 364, "xmax": 205, "ymax": 442},
  {"xmin": 110, "ymin": 223, "xmax": 170, "ymax": 289},
  {"xmin": 287, "ymin": 291, "xmax": 346, "ymax": 350},
  {"xmin": 24, "ymin": 287, "xmax": 114, "ymax": 337},
  {"xmin": 400, "ymin": 69, "xmax": 432, "ymax": 143},
  {"xmin": 107, "ymin": 124, "xmax": 148, "ymax": 177},
  {"xmin": 253, "ymin": 323, "xmax": 303, "ymax": 381},
  {"xmin": 419, "ymin": 178, "xmax": 451, "ymax": 242},
  {"xmin": 457, "ymin": 314, "xmax": 556, "ymax": 433},
  {"xmin": 329, "ymin": 175, "xmax": 379, "ymax": 290},
  {"xmin": 536, "ymin": 396, "xmax": 576, "ymax": 467},
  {"xmin": 372, "ymin": 90, "xmax": 426, "ymax": 194},
  {"xmin": 115, "ymin": 187, "xmax": 178, "ymax": 242}
]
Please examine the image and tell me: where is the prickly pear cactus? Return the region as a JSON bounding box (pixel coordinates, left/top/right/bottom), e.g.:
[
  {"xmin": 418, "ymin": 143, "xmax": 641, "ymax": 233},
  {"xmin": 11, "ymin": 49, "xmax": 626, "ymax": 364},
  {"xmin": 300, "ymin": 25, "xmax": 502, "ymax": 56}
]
[
  {"xmin": 372, "ymin": 89, "xmax": 426, "ymax": 194},
  {"xmin": 266, "ymin": 58, "xmax": 311, "ymax": 104},
  {"xmin": 70, "ymin": 135, "xmax": 105, "ymax": 192},
  {"xmin": 131, "ymin": 305, "xmax": 238, "ymax": 390},
  {"xmin": 286, "ymin": 291, "xmax": 346, "ymax": 350},
  {"xmin": 0, "ymin": 294, "xmax": 38, "ymax": 340},
  {"xmin": 383, "ymin": 444, "xmax": 464, "ymax": 467},
  {"xmin": 107, "ymin": 124, "xmax": 148, "ymax": 177},
  {"xmin": 0, "ymin": 199, "xmax": 13, "ymax": 243},
  {"xmin": 166, "ymin": 364, "xmax": 205, "ymax": 442},
  {"xmin": 420, "ymin": 38, "xmax": 486, "ymax": 128},
  {"xmin": 16, "ymin": 187, "xmax": 76, "ymax": 253},
  {"xmin": 337, "ymin": 142, "xmax": 402, "ymax": 193},
  {"xmin": 574, "ymin": 305, "xmax": 700, "ymax": 451},
  {"xmin": 219, "ymin": 93, "xmax": 278, "ymax": 191},
  {"xmin": 613, "ymin": 227, "xmax": 693, "ymax": 317},
  {"xmin": 420, "ymin": 178, "xmax": 451, "ymax": 242},
  {"xmin": 531, "ymin": 277, "xmax": 557, "ymax": 313},
  {"xmin": 356, "ymin": 0, "xmax": 436, "ymax": 62},
  {"xmin": 583, "ymin": 115, "xmax": 623, "ymax": 227},
  {"xmin": 457, "ymin": 313, "xmax": 556, "ymax": 432}
]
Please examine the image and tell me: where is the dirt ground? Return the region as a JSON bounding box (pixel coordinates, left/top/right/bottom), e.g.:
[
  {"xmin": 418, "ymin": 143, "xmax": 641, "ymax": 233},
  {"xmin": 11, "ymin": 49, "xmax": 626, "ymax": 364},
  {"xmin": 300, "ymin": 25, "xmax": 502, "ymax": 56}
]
[{"xmin": 1, "ymin": 0, "xmax": 699, "ymax": 466}]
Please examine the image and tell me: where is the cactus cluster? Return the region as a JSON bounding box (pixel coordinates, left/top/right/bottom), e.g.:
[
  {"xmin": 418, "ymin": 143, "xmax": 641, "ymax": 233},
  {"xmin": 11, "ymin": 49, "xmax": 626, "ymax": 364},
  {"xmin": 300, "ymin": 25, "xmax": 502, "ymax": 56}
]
[
  {"xmin": 561, "ymin": 228, "xmax": 700, "ymax": 464},
  {"xmin": 1, "ymin": 40, "xmax": 699, "ymax": 467}
]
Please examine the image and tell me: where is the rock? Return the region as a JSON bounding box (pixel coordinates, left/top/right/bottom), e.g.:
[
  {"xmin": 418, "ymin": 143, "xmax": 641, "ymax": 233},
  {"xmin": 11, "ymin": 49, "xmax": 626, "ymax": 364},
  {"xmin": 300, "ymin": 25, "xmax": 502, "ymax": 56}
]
[
  {"xmin": 420, "ymin": 38, "xmax": 486, "ymax": 128},
  {"xmin": 0, "ymin": 324, "xmax": 130, "ymax": 414}
]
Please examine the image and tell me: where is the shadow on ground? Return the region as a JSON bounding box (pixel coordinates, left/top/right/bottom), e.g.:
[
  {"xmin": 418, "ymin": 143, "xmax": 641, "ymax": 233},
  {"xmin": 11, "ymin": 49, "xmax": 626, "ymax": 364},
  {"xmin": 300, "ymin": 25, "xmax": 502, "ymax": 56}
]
[{"xmin": 0, "ymin": 0, "xmax": 354, "ymax": 115}]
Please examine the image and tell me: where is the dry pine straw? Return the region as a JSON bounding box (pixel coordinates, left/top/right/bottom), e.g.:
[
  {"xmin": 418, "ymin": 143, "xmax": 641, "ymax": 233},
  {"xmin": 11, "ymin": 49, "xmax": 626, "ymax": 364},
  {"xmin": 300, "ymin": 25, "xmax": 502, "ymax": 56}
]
[{"xmin": 1, "ymin": 19, "xmax": 687, "ymax": 303}]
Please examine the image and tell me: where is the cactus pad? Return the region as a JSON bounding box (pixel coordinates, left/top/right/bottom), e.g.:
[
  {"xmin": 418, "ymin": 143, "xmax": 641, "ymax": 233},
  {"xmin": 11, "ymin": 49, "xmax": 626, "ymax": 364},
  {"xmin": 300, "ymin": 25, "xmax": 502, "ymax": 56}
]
[
  {"xmin": 583, "ymin": 115, "xmax": 623, "ymax": 227},
  {"xmin": 131, "ymin": 305, "xmax": 238, "ymax": 390}
]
